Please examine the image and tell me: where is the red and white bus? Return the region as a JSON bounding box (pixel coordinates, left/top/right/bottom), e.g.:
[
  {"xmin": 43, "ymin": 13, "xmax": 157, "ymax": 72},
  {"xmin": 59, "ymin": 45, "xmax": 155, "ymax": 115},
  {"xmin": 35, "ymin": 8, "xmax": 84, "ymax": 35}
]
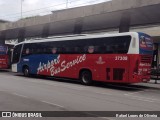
[
  {"xmin": 12, "ymin": 32, "xmax": 153, "ymax": 84},
  {"xmin": 0, "ymin": 45, "xmax": 9, "ymax": 69}
]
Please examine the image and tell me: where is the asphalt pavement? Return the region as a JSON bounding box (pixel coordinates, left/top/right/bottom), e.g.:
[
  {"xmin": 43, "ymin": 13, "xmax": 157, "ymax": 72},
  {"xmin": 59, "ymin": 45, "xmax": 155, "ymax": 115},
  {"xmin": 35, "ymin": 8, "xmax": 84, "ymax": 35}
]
[{"xmin": 0, "ymin": 70, "xmax": 160, "ymax": 120}]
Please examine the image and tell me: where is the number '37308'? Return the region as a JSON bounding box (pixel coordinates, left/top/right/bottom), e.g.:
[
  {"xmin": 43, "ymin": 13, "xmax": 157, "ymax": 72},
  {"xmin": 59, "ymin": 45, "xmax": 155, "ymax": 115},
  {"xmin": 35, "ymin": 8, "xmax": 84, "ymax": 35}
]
[{"xmin": 115, "ymin": 56, "xmax": 128, "ymax": 61}]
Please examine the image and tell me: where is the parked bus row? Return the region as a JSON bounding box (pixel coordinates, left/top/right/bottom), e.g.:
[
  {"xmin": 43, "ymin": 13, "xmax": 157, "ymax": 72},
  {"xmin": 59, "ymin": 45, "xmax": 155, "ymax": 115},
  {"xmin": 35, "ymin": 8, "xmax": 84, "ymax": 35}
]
[{"xmin": 0, "ymin": 44, "xmax": 13, "ymax": 69}]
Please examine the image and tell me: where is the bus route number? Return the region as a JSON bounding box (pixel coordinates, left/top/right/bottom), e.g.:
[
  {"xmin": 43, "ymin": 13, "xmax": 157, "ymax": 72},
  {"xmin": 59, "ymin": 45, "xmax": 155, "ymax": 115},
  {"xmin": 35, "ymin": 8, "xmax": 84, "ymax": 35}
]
[{"xmin": 115, "ymin": 56, "xmax": 128, "ymax": 61}]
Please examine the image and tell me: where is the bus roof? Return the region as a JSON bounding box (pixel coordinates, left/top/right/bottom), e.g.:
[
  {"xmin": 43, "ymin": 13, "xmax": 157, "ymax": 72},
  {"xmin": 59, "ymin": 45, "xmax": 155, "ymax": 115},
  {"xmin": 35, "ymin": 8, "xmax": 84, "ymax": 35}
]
[{"xmin": 16, "ymin": 32, "xmax": 140, "ymax": 45}]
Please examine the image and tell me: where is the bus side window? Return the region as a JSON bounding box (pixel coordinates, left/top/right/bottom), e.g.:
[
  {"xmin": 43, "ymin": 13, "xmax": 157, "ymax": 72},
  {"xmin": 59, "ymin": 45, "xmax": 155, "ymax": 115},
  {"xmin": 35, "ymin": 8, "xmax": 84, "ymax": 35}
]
[
  {"xmin": 43, "ymin": 48, "xmax": 50, "ymax": 54},
  {"xmin": 106, "ymin": 46, "xmax": 113, "ymax": 54},
  {"xmin": 64, "ymin": 47, "xmax": 71, "ymax": 54},
  {"xmin": 37, "ymin": 49, "xmax": 41, "ymax": 54},
  {"xmin": 56, "ymin": 47, "xmax": 64, "ymax": 54},
  {"xmin": 99, "ymin": 46, "xmax": 106, "ymax": 54},
  {"xmin": 87, "ymin": 46, "xmax": 94, "ymax": 54},
  {"xmin": 42, "ymin": 48, "xmax": 46, "ymax": 54},
  {"xmin": 94, "ymin": 46, "xmax": 99, "ymax": 53},
  {"xmin": 26, "ymin": 48, "xmax": 30, "ymax": 54},
  {"xmin": 22, "ymin": 49, "xmax": 26, "ymax": 56},
  {"xmin": 12, "ymin": 44, "xmax": 22, "ymax": 64},
  {"xmin": 51, "ymin": 47, "xmax": 57, "ymax": 54},
  {"xmin": 74, "ymin": 47, "xmax": 79, "ymax": 53},
  {"xmin": 117, "ymin": 44, "xmax": 126, "ymax": 53},
  {"xmin": 111, "ymin": 45, "xmax": 118, "ymax": 53},
  {"xmin": 78, "ymin": 46, "xmax": 84, "ymax": 54},
  {"xmin": 22, "ymin": 48, "xmax": 30, "ymax": 56}
]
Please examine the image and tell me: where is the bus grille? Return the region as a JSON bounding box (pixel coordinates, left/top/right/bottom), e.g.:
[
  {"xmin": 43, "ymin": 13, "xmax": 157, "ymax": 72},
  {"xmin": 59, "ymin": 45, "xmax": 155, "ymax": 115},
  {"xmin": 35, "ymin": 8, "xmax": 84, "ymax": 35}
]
[{"xmin": 141, "ymin": 56, "xmax": 152, "ymax": 63}]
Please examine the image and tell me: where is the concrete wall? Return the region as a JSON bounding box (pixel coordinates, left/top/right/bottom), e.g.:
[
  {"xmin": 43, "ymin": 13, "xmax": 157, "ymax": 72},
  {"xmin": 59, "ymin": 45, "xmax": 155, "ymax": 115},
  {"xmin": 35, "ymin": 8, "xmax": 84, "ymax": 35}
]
[{"xmin": 0, "ymin": 0, "xmax": 160, "ymax": 31}]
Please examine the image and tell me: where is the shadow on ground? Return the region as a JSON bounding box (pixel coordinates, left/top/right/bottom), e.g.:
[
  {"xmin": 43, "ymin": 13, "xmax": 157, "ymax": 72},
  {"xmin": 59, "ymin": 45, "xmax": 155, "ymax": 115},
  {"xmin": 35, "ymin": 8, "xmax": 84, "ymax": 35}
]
[
  {"xmin": 0, "ymin": 69, "xmax": 10, "ymax": 72},
  {"xmin": 14, "ymin": 73, "xmax": 160, "ymax": 92}
]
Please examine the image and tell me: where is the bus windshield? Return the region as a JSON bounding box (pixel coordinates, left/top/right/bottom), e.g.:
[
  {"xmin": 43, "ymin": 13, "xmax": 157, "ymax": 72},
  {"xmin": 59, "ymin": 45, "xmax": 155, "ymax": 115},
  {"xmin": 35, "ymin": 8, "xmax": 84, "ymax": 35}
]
[
  {"xmin": 139, "ymin": 32, "xmax": 153, "ymax": 55},
  {"xmin": 12, "ymin": 44, "xmax": 22, "ymax": 64}
]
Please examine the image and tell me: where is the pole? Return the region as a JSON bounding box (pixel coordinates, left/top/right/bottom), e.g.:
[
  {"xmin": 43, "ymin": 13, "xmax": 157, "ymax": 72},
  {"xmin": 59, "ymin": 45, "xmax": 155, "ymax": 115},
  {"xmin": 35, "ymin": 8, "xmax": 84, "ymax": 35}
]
[
  {"xmin": 21, "ymin": 0, "xmax": 22, "ymax": 19},
  {"xmin": 21, "ymin": 0, "xmax": 24, "ymax": 19},
  {"xmin": 66, "ymin": 0, "xmax": 68, "ymax": 8}
]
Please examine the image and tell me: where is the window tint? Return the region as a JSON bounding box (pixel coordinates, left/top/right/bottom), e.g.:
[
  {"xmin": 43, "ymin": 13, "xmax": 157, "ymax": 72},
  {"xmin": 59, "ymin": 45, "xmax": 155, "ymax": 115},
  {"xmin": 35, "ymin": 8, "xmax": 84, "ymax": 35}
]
[{"xmin": 21, "ymin": 36, "xmax": 131, "ymax": 55}]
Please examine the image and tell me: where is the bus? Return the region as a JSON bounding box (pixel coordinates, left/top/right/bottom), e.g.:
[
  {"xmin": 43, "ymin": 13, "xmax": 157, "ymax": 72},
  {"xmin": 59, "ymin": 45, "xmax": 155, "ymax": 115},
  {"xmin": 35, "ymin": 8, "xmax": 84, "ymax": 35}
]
[
  {"xmin": 0, "ymin": 45, "xmax": 9, "ymax": 69},
  {"xmin": 12, "ymin": 32, "xmax": 153, "ymax": 85}
]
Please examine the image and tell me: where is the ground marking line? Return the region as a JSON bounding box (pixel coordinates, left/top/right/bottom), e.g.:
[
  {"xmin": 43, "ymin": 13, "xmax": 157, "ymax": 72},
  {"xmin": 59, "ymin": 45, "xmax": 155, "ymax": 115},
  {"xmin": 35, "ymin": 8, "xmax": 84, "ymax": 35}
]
[
  {"xmin": 12, "ymin": 92, "xmax": 65, "ymax": 108},
  {"xmin": 41, "ymin": 100, "xmax": 64, "ymax": 108},
  {"xmin": 99, "ymin": 117, "xmax": 116, "ymax": 120},
  {"xmin": 124, "ymin": 94, "xmax": 160, "ymax": 102},
  {"xmin": 94, "ymin": 91, "xmax": 112, "ymax": 96},
  {"xmin": 12, "ymin": 92, "xmax": 28, "ymax": 98},
  {"xmin": 129, "ymin": 97, "xmax": 154, "ymax": 102},
  {"xmin": 124, "ymin": 94, "xmax": 160, "ymax": 103},
  {"xmin": 124, "ymin": 90, "xmax": 148, "ymax": 95}
]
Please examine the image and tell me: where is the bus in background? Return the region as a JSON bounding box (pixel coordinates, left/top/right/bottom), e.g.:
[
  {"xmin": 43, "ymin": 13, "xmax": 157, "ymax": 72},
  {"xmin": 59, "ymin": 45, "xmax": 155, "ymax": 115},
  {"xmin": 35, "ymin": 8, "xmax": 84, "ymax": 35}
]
[
  {"xmin": 0, "ymin": 45, "xmax": 9, "ymax": 69},
  {"xmin": 12, "ymin": 32, "xmax": 153, "ymax": 85}
]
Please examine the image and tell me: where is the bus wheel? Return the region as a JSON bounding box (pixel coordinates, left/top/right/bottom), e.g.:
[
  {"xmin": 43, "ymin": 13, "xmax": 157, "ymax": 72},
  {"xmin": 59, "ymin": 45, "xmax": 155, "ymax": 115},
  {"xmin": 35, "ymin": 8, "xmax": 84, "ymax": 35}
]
[
  {"xmin": 80, "ymin": 71, "xmax": 92, "ymax": 85},
  {"xmin": 23, "ymin": 66, "xmax": 30, "ymax": 77}
]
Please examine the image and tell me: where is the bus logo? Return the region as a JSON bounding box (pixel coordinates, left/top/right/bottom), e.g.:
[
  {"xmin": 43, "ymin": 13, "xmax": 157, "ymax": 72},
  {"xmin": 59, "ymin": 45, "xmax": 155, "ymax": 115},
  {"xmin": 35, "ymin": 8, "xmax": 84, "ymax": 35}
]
[
  {"xmin": 96, "ymin": 56, "xmax": 105, "ymax": 64},
  {"xmin": 2, "ymin": 112, "xmax": 11, "ymax": 117},
  {"xmin": 140, "ymin": 36, "xmax": 153, "ymax": 50},
  {"xmin": 37, "ymin": 54, "xmax": 86, "ymax": 76}
]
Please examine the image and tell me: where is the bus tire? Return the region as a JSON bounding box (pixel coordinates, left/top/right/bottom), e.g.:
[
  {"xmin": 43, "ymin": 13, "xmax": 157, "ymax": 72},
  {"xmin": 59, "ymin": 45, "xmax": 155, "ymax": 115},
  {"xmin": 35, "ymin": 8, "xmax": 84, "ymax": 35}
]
[
  {"xmin": 23, "ymin": 66, "xmax": 30, "ymax": 77},
  {"xmin": 80, "ymin": 70, "xmax": 92, "ymax": 85}
]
